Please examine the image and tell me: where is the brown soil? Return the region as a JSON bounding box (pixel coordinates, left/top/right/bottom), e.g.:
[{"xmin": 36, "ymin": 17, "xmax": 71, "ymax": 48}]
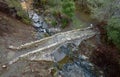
[
  {"xmin": 90, "ymin": 45, "xmax": 120, "ymax": 77},
  {"xmin": 0, "ymin": 11, "xmax": 36, "ymax": 42},
  {"xmin": 91, "ymin": 22, "xmax": 120, "ymax": 77},
  {"xmin": 0, "ymin": 11, "xmax": 36, "ymax": 61},
  {"xmin": 0, "ymin": 10, "xmax": 54, "ymax": 76}
]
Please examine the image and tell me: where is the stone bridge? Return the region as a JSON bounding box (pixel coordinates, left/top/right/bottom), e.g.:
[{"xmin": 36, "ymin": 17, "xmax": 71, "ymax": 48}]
[{"xmin": 9, "ymin": 27, "xmax": 96, "ymax": 65}]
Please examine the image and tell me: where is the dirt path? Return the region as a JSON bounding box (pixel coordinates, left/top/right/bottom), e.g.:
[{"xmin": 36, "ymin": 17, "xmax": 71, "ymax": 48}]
[{"xmin": 0, "ymin": 11, "xmax": 37, "ymax": 73}]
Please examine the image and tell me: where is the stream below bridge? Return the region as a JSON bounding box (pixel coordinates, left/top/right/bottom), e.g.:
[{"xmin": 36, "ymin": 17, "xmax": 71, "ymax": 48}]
[{"xmin": 1, "ymin": 1, "xmax": 103, "ymax": 77}]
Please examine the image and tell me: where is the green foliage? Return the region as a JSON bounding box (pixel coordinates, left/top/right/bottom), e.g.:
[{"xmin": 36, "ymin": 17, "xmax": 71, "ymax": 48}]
[
  {"xmin": 61, "ymin": 0, "xmax": 75, "ymax": 18},
  {"xmin": 82, "ymin": 0, "xmax": 120, "ymax": 21},
  {"xmin": 72, "ymin": 15, "xmax": 85, "ymax": 29},
  {"xmin": 106, "ymin": 17, "xmax": 120, "ymax": 48},
  {"xmin": 81, "ymin": 0, "xmax": 120, "ymax": 48},
  {"xmin": 33, "ymin": 0, "xmax": 76, "ymax": 28},
  {"xmin": 47, "ymin": 0, "xmax": 61, "ymax": 7},
  {"xmin": 61, "ymin": 18, "xmax": 69, "ymax": 28},
  {"xmin": 6, "ymin": 0, "xmax": 21, "ymax": 8},
  {"xmin": 51, "ymin": 20, "xmax": 57, "ymax": 27},
  {"xmin": 6, "ymin": 0, "xmax": 31, "ymax": 24},
  {"xmin": 22, "ymin": 16, "xmax": 31, "ymax": 25},
  {"xmin": 33, "ymin": 0, "xmax": 47, "ymax": 8}
]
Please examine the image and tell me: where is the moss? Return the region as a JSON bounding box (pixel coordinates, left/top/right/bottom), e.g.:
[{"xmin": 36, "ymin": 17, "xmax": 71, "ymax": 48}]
[
  {"xmin": 22, "ymin": 17, "xmax": 32, "ymax": 25},
  {"xmin": 44, "ymin": 33, "xmax": 50, "ymax": 37},
  {"xmin": 57, "ymin": 56, "xmax": 73, "ymax": 70},
  {"xmin": 50, "ymin": 67, "xmax": 58, "ymax": 77},
  {"xmin": 51, "ymin": 20, "xmax": 57, "ymax": 27}
]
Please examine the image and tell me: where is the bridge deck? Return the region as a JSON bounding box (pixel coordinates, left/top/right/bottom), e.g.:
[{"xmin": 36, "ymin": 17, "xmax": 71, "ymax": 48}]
[{"xmin": 9, "ymin": 27, "xmax": 96, "ymax": 64}]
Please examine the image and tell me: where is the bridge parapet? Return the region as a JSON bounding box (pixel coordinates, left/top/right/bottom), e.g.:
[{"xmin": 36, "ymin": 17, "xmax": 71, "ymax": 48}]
[{"xmin": 8, "ymin": 27, "xmax": 94, "ymax": 50}]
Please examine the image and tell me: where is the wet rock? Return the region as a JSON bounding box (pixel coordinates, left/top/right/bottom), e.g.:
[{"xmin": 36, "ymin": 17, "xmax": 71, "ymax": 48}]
[{"xmin": 48, "ymin": 28, "xmax": 61, "ymax": 33}]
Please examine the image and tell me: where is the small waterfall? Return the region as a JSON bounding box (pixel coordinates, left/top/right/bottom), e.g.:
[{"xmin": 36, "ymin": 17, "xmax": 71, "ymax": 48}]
[
  {"xmin": 27, "ymin": 10, "xmax": 61, "ymax": 39},
  {"xmin": 28, "ymin": 10, "xmax": 50, "ymax": 39},
  {"xmin": 20, "ymin": 0, "xmax": 61, "ymax": 39},
  {"xmin": 29, "ymin": 11, "xmax": 48, "ymax": 31},
  {"xmin": 20, "ymin": 0, "xmax": 51, "ymax": 39}
]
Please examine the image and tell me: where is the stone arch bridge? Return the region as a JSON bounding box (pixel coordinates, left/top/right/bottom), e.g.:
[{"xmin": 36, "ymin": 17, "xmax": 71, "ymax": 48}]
[{"xmin": 9, "ymin": 27, "xmax": 97, "ymax": 65}]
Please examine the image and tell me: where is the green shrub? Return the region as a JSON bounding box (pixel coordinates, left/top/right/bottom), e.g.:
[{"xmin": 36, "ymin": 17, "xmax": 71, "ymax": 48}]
[
  {"xmin": 106, "ymin": 17, "xmax": 120, "ymax": 48},
  {"xmin": 61, "ymin": 0, "xmax": 75, "ymax": 18},
  {"xmin": 51, "ymin": 20, "xmax": 57, "ymax": 27},
  {"xmin": 61, "ymin": 18, "xmax": 69, "ymax": 28},
  {"xmin": 6, "ymin": 0, "xmax": 31, "ymax": 24}
]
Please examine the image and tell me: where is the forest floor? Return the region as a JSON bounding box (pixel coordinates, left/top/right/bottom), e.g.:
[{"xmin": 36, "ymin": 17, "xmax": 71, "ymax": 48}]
[
  {"xmin": 0, "ymin": 11, "xmax": 37, "ymax": 63},
  {"xmin": 0, "ymin": 9, "xmax": 55, "ymax": 76},
  {"xmin": 0, "ymin": 11, "xmax": 37, "ymax": 44}
]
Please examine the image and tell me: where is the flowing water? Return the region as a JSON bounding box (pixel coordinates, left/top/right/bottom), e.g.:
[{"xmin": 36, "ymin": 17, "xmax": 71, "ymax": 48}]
[{"xmin": 28, "ymin": 10, "xmax": 61, "ymax": 39}]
